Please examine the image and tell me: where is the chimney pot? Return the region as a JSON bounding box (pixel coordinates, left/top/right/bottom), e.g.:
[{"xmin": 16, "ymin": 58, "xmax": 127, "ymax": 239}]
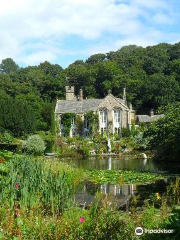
[
  {"xmin": 79, "ymin": 89, "xmax": 83, "ymax": 101},
  {"xmin": 123, "ymin": 87, "xmax": 126, "ymax": 103},
  {"xmin": 150, "ymin": 109, "xmax": 154, "ymax": 117}
]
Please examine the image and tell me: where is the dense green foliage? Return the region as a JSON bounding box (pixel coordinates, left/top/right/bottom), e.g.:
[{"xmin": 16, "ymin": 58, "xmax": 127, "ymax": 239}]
[
  {"xmin": 0, "ymin": 97, "xmax": 36, "ymax": 137},
  {"xmin": 0, "ymin": 60, "xmax": 64, "ymax": 137},
  {"xmin": 85, "ymin": 111, "xmax": 99, "ymax": 137},
  {"xmin": 145, "ymin": 103, "xmax": 180, "ymax": 161},
  {"xmin": 61, "ymin": 113, "xmax": 75, "ymax": 136},
  {"xmin": 0, "ymin": 58, "xmax": 19, "ymax": 74}
]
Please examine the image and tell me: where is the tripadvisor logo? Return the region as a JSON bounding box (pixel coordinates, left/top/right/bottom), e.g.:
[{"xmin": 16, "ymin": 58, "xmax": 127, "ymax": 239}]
[
  {"xmin": 135, "ymin": 227, "xmax": 143, "ymax": 235},
  {"xmin": 135, "ymin": 227, "xmax": 174, "ymax": 235}
]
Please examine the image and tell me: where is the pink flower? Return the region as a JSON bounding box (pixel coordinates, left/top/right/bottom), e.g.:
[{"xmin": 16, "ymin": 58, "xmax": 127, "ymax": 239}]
[
  {"xmin": 79, "ymin": 216, "xmax": 85, "ymax": 223},
  {"xmin": 15, "ymin": 183, "xmax": 18, "ymax": 189}
]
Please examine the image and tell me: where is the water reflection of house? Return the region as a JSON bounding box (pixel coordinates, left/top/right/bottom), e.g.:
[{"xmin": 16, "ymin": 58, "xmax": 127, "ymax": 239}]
[
  {"xmin": 55, "ymin": 86, "xmax": 135, "ymax": 137},
  {"xmin": 75, "ymin": 182, "xmax": 137, "ymax": 208},
  {"xmin": 100, "ymin": 184, "xmax": 137, "ymax": 196}
]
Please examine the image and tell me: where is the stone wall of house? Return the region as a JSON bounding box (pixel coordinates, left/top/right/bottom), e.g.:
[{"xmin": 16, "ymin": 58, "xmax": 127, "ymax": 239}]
[
  {"xmin": 130, "ymin": 110, "xmax": 135, "ymax": 124},
  {"xmin": 121, "ymin": 110, "xmax": 128, "ymax": 128},
  {"xmin": 97, "ymin": 94, "xmax": 130, "ymax": 131},
  {"xmin": 55, "ymin": 88, "xmax": 134, "ymax": 137},
  {"xmin": 65, "ymin": 86, "xmax": 75, "ymax": 100}
]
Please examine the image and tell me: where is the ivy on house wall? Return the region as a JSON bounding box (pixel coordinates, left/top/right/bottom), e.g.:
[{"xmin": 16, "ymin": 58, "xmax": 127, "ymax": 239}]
[
  {"xmin": 108, "ymin": 120, "xmax": 113, "ymax": 134},
  {"xmin": 86, "ymin": 111, "xmax": 99, "ymax": 137},
  {"xmin": 76, "ymin": 115, "xmax": 83, "ymax": 136},
  {"xmin": 62, "ymin": 113, "xmax": 75, "ymax": 136}
]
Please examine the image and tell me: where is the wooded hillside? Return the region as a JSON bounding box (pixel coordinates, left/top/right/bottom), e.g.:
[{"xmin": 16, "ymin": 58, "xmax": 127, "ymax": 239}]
[{"xmin": 1, "ymin": 42, "xmax": 180, "ymax": 136}]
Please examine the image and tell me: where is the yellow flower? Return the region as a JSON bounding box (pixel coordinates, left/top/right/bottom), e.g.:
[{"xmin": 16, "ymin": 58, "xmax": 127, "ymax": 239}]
[{"xmin": 155, "ymin": 193, "xmax": 161, "ymax": 200}]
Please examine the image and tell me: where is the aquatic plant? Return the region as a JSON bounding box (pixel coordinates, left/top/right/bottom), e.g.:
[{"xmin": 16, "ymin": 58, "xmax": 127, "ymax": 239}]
[{"xmin": 85, "ymin": 169, "xmax": 165, "ymax": 184}]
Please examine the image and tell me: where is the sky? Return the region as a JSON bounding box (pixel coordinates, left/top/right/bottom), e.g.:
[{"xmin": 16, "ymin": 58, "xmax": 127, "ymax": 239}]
[{"xmin": 0, "ymin": 0, "xmax": 180, "ymax": 68}]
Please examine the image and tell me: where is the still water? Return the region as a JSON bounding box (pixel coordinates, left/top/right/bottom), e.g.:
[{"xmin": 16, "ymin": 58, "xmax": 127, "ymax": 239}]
[
  {"xmin": 61, "ymin": 155, "xmax": 180, "ymax": 173},
  {"xmin": 60, "ymin": 156, "xmax": 180, "ymax": 208}
]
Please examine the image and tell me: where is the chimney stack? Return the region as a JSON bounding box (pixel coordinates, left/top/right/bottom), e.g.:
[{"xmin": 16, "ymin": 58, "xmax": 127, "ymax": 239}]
[
  {"xmin": 79, "ymin": 89, "xmax": 83, "ymax": 101},
  {"xmin": 65, "ymin": 86, "xmax": 75, "ymax": 100},
  {"xmin": 129, "ymin": 102, "xmax": 132, "ymax": 110},
  {"xmin": 123, "ymin": 88, "xmax": 126, "ymax": 102}
]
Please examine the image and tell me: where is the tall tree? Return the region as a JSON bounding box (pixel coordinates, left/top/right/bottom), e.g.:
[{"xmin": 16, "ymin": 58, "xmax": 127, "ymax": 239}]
[
  {"xmin": 86, "ymin": 53, "xmax": 107, "ymax": 64},
  {"xmin": 0, "ymin": 58, "xmax": 19, "ymax": 74},
  {"xmin": 39, "ymin": 61, "xmax": 63, "ymax": 77}
]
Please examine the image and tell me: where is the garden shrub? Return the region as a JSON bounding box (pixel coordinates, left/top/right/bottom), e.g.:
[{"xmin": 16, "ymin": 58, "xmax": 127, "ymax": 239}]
[
  {"xmin": 23, "ymin": 135, "xmax": 46, "ymax": 155},
  {"xmin": 133, "ymin": 131, "xmax": 152, "ymax": 150},
  {"xmin": 121, "ymin": 127, "xmax": 131, "ymax": 138},
  {"xmin": 38, "ymin": 131, "xmax": 55, "ymax": 152},
  {"xmin": 145, "ymin": 103, "xmax": 180, "ymax": 161},
  {"xmin": 0, "ymin": 131, "xmax": 14, "ymax": 144},
  {"xmin": 77, "ymin": 145, "xmax": 90, "ymax": 157}
]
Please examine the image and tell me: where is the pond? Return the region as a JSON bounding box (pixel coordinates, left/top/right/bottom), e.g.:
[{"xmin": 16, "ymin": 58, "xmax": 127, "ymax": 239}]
[
  {"xmin": 60, "ymin": 156, "xmax": 180, "ymax": 209},
  {"xmin": 61, "ymin": 155, "xmax": 180, "ymax": 173}
]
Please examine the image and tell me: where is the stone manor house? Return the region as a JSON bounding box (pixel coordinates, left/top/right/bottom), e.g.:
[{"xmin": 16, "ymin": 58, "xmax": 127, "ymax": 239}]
[{"xmin": 55, "ymin": 86, "xmax": 135, "ymax": 137}]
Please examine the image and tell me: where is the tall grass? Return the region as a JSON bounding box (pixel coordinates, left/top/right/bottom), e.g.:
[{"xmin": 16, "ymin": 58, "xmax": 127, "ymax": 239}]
[{"xmin": 0, "ymin": 155, "xmax": 81, "ymax": 215}]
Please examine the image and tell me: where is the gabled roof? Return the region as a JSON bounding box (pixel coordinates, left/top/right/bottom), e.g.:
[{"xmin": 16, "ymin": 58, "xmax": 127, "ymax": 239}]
[
  {"xmin": 97, "ymin": 93, "xmax": 129, "ymax": 111},
  {"xmin": 114, "ymin": 96, "xmax": 129, "ymax": 110},
  {"xmin": 55, "ymin": 99, "xmax": 103, "ymax": 114},
  {"xmin": 151, "ymin": 114, "xmax": 164, "ymax": 121},
  {"xmin": 136, "ymin": 114, "xmax": 164, "ymax": 123},
  {"xmin": 55, "ymin": 93, "xmax": 130, "ymax": 114}
]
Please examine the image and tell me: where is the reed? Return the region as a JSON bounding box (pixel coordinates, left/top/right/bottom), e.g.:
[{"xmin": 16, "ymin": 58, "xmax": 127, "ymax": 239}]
[{"xmin": 0, "ymin": 155, "xmax": 80, "ymax": 215}]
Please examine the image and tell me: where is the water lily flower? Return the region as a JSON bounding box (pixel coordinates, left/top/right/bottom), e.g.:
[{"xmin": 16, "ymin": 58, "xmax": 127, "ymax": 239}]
[
  {"xmin": 15, "ymin": 183, "xmax": 19, "ymax": 189},
  {"xmin": 79, "ymin": 216, "xmax": 85, "ymax": 223}
]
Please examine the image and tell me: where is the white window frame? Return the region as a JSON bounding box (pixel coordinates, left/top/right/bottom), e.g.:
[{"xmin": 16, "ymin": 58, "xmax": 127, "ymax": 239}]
[
  {"xmin": 113, "ymin": 109, "xmax": 121, "ymax": 134},
  {"xmin": 99, "ymin": 109, "xmax": 107, "ymax": 134}
]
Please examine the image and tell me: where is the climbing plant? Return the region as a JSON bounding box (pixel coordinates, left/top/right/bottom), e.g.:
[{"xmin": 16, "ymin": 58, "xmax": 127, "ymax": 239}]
[
  {"xmin": 76, "ymin": 115, "xmax": 83, "ymax": 136},
  {"xmin": 62, "ymin": 113, "xmax": 75, "ymax": 136},
  {"xmin": 108, "ymin": 120, "xmax": 113, "ymax": 135},
  {"xmin": 86, "ymin": 111, "xmax": 99, "ymax": 137}
]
